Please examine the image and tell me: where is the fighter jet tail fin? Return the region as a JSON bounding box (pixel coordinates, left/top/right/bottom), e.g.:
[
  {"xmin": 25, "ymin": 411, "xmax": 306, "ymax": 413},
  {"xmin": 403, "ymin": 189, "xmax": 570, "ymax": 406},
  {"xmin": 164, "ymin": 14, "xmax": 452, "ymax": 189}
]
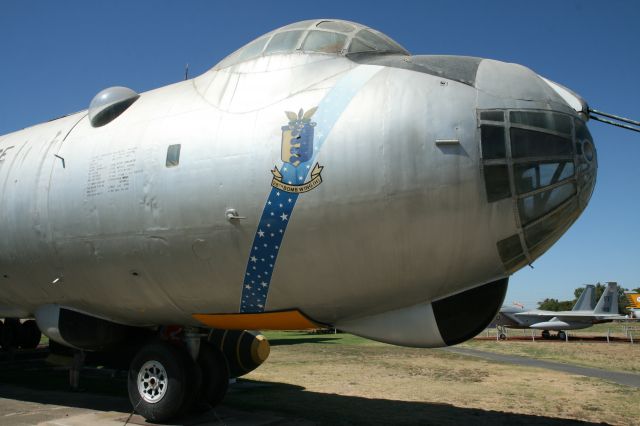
[
  {"xmin": 572, "ymin": 284, "xmax": 596, "ymax": 311},
  {"xmin": 625, "ymin": 292, "xmax": 640, "ymax": 309},
  {"xmin": 593, "ymin": 282, "xmax": 619, "ymax": 315}
]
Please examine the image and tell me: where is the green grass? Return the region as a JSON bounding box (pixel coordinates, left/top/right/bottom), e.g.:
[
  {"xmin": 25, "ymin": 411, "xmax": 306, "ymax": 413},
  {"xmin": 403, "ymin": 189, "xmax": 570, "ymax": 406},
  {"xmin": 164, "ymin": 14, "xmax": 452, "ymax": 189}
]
[
  {"xmin": 263, "ymin": 330, "xmax": 380, "ymax": 346},
  {"xmin": 262, "ymin": 327, "xmax": 640, "ymax": 375}
]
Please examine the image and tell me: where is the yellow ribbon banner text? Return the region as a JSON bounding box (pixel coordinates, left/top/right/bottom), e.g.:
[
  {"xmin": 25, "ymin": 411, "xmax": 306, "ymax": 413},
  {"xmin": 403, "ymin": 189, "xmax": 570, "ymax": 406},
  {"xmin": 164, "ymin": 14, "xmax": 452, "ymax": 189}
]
[{"xmin": 271, "ymin": 163, "xmax": 324, "ymax": 194}]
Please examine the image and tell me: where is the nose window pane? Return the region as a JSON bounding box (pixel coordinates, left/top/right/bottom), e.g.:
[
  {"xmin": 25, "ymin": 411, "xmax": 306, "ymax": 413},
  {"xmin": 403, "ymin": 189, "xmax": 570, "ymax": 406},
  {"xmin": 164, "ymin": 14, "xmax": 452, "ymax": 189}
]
[
  {"xmin": 575, "ymin": 118, "xmax": 591, "ymax": 140},
  {"xmin": 575, "ymin": 118, "xmax": 597, "ymax": 166},
  {"xmin": 481, "ymin": 125, "xmax": 506, "ymax": 159},
  {"xmin": 518, "ymin": 181, "xmax": 576, "ymax": 224},
  {"xmin": 497, "ymin": 234, "xmax": 524, "ymax": 264},
  {"xmin": 480, "ymin": 110, "xmax": 504, "ymax": 122},
  {"xmin": 510, "ymin": 128, "xmax": 573, "ymax": 158},
  {"xmin": 524, "ymin": 198, "xmax": 579, "ymax": 252},
  {"xmin": 483, "ymin": 165, "xmax": 512, "ymax": 202},
  {"xmin": 514, "ymin": 161, "xmax": 574, "ymax": 194},
  {"xmin": 496, "ymin": 234, "xmax": 528, "ymax": 273},
  {"xmin": 510, "ymin": 111, "xmax": 571, "ymax": 135}
]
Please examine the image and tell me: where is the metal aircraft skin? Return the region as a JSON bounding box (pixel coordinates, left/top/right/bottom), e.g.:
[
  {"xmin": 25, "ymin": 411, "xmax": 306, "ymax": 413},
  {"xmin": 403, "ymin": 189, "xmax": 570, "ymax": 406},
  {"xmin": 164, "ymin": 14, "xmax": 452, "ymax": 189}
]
[
  {"xmin": 496, "ymin": 283, "xmax": 624, "ymax": 335},
  {"xmin": 0, "ymin": 19, "xmax": 599, "ymax": 420}
]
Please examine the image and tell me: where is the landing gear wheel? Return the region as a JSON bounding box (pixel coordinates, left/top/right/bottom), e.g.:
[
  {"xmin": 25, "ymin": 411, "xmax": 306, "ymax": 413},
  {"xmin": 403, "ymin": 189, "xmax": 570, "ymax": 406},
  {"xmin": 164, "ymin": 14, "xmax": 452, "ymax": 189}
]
[
  {"xmin": 541, "ymin": 330, "xmax": 551, "ymax": 339},
  {"xmin": 197, "ymin": 341, "xmax": 229, "ymax": 407},
  {"xmin": 557, "ymin": 331, "xmax": 567, "ymax": 341},
  {"xmin": 127, "ymin": 342, "xmax": 195, "ymax": 422},
  {"xmin": 178, "ymin": 346, "xmax": 201, "ymax": 416},
  {"xmin": 498, "ymin": 333, "xmax": 507, "ymax": 340},
  {"xmin": 18, "ymin": 320, "xmax": 42, "ymax": 349},
  {"xmin": 0, "ymin": 318, "xmax": 19, "ymax": 349}
]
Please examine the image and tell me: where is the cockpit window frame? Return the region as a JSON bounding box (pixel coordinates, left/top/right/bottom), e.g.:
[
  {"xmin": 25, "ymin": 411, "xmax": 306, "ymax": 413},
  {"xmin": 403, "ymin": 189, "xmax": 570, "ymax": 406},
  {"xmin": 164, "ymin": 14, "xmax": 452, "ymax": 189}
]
[{"xmin": 214, "ymin": 19, "xmax": 409, "ymax": 70}]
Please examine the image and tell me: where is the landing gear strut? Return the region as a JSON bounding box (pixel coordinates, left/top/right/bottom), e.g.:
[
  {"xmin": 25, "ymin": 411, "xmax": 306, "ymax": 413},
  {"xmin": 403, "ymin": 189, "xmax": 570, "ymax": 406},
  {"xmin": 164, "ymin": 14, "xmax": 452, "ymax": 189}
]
[
  {"xmin": 496, "ymin": 325, "xmax": 507, "ymax": 340},
  {"xmin": 197, "ymin": 342, "xmax": 229, "ymax": 407},
  {"xmin": 127, "ymin": 339, "xmax": 229, "ymax": 422}
]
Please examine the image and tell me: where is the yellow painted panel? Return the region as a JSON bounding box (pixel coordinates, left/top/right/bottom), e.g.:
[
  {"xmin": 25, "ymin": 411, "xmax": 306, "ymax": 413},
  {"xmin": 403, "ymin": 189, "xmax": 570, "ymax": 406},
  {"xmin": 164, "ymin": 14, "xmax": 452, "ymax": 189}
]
[{"xmin": 193, "ymin": 310, "xmax": 322, "ymax": 330}]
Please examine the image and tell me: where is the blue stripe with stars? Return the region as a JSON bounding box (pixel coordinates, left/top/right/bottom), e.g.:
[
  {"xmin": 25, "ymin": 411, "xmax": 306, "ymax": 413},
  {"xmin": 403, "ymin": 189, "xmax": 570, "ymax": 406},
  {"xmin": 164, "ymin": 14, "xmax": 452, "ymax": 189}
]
[{"xmin": 240, "ymin": 65, "xmax": 382, "ymax": 313}]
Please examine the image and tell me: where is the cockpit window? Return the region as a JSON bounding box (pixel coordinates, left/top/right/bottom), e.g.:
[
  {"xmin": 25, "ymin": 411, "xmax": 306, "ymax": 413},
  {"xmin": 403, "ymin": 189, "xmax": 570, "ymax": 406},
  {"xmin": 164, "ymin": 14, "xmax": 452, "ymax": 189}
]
[
  {"xmin": 347, "ymin": 38, "xmax": 373, "ymax": 55},
  {"xmin": 279, "ymin": 20, "xmax": 317, "ymax": 31},
  {"xmin": 317, "ymin": 20, "xmax": 355, "ymax": 32},
  {"xmin": 214, "ymin": 19, "xmax": 409, "ymax": 69},
  {"xmin": 234, "ymin": 37, "xmax": 269, "ymax": 63},
  {"xmin": 264, "ymin": 31, "xmax": 304, "ymax": 54},
  {"xmin": 349, "ymin": 29, "xmax": 405, "ymax": 54},
  {"xmin": 302, "ymin": 31, "xmax": 347, "ymax": 54}
]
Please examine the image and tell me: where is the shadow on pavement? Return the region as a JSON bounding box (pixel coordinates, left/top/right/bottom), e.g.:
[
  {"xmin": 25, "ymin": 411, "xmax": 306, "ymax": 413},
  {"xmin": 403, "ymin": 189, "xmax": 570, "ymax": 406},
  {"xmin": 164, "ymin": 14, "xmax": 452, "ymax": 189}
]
[{"xmin": 0, "ymin": 360, "xmax": 605, "ymax": 426}]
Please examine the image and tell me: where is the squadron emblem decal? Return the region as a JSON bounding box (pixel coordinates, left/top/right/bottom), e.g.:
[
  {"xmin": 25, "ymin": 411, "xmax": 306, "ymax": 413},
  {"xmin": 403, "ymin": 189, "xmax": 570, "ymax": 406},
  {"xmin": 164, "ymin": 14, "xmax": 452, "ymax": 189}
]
[
  {"xmin": 271, "ymin": 108, "xmax": 323, "ymax": 193},
  {"xmin": 238, "ymin": 65, "xmax": 383, "ymax": 314}
]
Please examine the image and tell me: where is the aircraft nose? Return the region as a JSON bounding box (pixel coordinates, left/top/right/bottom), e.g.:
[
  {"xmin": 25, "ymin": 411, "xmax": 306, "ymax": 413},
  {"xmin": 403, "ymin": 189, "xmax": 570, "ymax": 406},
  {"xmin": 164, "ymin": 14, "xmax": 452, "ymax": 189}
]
[{"xmin": 474, "ymin": 59, "xmax": 598, "ymax": 271}]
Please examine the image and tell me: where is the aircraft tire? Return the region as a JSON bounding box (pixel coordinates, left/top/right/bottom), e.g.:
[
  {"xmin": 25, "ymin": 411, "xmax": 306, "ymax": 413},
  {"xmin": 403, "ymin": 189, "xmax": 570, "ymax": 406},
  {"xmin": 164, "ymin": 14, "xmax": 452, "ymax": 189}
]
[
  {"xmin": 541, "ymin": 330, "xmax": 551, "ymax": 339},
  {"xmin": 127, "ymin": 341, "xmax": 193, "ymax": 422},
  {"xmin": 18, "ymin": 320, "xmax": 42, "ymax": 349},
  {"xmin": 558, "ymin": 331, "xmax": 567, "ymax": 341},
  {"xmin": 177, "ymin": 345, "xmax": 201, "ymax": 416},
  {"xmin": 197, "ymin": 341, "xmax": 229, "ymax": 407},
  {"xmin": 0, "ymin": 318, "xmax": 20, "ymax": 349},
  {"xmin": 498, "ymin": 333, "xmax": 506, "ymax": 340}
]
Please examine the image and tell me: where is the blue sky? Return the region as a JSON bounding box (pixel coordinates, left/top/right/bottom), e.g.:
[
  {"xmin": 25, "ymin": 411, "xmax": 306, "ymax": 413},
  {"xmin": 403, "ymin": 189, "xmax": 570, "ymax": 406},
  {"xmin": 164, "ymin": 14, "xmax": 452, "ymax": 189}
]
[{"xmin": 1, "ymin": 1, "xmax": 638, "ymax": 307}]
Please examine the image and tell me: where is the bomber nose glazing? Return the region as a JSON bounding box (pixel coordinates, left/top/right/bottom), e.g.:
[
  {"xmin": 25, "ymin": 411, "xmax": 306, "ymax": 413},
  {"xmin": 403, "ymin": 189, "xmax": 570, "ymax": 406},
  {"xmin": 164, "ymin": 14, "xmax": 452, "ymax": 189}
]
[{"xmin": 479, "ymin": 109, "xmax": 597, "ymax": 273}]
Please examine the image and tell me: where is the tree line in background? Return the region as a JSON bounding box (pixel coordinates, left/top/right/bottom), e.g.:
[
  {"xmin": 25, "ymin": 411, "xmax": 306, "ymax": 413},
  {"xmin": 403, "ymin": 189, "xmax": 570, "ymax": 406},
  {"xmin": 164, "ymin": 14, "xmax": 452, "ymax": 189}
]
[{"xmin": 537, "ymin": 283, "xmax": 640, "ymax": 314}]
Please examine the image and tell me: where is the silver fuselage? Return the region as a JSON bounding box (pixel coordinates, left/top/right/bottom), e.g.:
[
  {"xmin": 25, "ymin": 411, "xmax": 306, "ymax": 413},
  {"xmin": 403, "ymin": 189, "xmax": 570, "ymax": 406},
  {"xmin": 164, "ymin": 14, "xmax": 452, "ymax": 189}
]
[{"xmin": 0, "ymin": 52, "xmax": 596, "ymax": 345}]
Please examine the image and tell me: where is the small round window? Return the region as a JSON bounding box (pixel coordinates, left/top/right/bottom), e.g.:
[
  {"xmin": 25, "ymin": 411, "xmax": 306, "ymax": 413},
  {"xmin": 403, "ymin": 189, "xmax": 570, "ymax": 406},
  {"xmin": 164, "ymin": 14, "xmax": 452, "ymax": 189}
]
[{"xmin": 582, "ymin": 140, "xmax": 594, "ymax": 162}]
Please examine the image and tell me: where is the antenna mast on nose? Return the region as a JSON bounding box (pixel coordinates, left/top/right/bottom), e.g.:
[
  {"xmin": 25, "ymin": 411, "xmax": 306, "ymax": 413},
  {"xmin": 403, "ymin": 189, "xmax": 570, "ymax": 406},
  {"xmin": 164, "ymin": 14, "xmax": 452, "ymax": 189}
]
[{"xmin": 588, "ymin": 108, "xmax": 640, "ymax": 133}]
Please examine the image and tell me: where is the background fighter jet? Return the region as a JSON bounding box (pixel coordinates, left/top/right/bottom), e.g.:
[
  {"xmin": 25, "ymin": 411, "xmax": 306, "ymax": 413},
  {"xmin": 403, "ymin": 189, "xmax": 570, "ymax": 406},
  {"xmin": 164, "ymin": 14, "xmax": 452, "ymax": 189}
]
[
  {"xmin": 495, "ymin": 284, "xmax": 594, "ymax": 339},
  {"xmin": 0, "ymin": 17, "xmax": 625, "ymax": 421},
  {"xmin": 495, "ymin": 282, "xmax": 624, "ymax": 339}
]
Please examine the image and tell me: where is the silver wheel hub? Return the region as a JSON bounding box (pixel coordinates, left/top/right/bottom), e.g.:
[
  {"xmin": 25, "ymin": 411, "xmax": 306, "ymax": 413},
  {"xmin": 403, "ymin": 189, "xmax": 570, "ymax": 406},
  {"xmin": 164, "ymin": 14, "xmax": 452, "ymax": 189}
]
[{"xmin": 137, "ymin": 360, "xmax": 168, "ymax": 403}]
